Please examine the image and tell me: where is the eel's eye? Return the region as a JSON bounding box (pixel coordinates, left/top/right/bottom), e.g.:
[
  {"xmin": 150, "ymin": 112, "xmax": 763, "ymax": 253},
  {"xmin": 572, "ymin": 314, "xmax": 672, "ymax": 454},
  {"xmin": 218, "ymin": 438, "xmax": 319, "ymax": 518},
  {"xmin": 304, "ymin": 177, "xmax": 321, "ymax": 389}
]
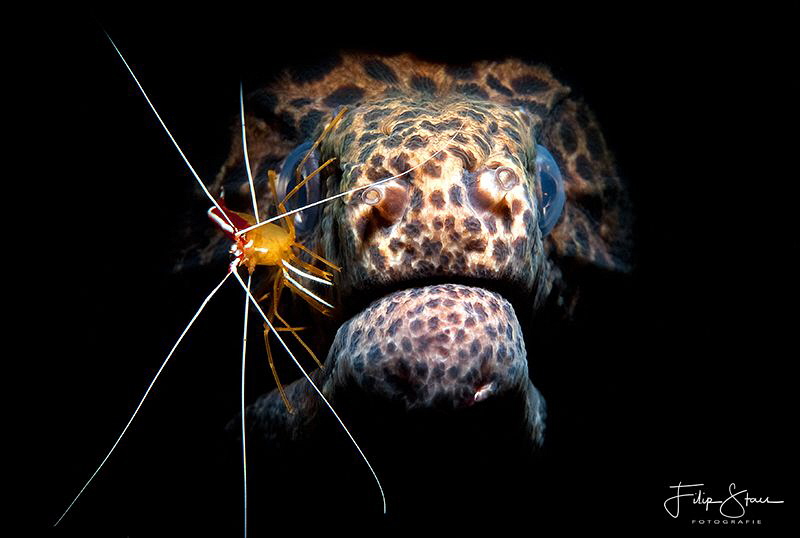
[
  {"xmin": 535, "ymin": 144, "xmax": 566, "ymax": 235},
  {"xmin": 494, "ymin": 166, "xmax": 519, "ymax": 191},
  {"xmin": 277, "ymin": 141, "xmax": 323, "ymax": 235}
]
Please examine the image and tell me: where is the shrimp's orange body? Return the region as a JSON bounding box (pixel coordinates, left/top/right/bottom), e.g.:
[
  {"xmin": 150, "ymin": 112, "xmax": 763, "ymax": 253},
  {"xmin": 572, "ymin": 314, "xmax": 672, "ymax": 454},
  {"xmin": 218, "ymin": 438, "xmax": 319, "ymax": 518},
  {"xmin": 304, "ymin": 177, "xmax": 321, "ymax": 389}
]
[
  {"xmin": 238, "ymin": 221, "xmax": 294, "ymax": 272},
  {"xmin": 210, "ymin": 206, "xmax": 294, "ymax": 272}
]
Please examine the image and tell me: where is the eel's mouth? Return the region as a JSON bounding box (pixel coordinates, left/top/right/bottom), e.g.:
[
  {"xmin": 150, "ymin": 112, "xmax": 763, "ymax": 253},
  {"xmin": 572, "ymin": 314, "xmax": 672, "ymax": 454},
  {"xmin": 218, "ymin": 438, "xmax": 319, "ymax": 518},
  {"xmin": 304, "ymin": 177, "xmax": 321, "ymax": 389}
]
[
  {"xmin": 245, "ymin": 282, "xmax": 546, "ymax": 451},
  {"xmin": 326, "ymin": 284, "xmax": 538, "ymax": 411}
]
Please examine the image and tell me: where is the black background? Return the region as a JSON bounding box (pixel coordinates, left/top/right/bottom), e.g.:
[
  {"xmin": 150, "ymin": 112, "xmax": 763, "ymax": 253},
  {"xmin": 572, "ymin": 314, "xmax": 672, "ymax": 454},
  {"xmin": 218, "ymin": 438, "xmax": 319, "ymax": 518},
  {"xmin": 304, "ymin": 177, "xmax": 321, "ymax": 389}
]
[{"xmin": 35, "ymin": 7, "xmax": 796, "ymax": 536}]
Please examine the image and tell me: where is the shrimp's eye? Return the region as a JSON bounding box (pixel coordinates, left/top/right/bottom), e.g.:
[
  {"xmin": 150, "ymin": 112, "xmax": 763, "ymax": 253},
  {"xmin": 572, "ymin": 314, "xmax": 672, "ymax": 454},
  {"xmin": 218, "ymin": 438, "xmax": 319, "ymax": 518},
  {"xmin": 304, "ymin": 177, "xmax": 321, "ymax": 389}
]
[
  {"xmin": 277, "ymin": 141, "xmax": 323, "ymax": 235},
  {"xmin": 535, "ymin": 144, "xmax": 565, "ymax": 235}
]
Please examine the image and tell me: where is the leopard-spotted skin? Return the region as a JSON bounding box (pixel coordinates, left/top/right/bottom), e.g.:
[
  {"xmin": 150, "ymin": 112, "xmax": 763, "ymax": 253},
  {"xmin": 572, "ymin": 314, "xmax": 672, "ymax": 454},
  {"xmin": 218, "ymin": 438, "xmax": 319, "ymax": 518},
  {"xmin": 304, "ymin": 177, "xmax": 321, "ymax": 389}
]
[
  {"xmin": 200, "ymin": 53, "xmax": 631, "ymax": 447},
  {"xmin": 210, "ymin": 54, "xmax": 629, "ymax": 311}
]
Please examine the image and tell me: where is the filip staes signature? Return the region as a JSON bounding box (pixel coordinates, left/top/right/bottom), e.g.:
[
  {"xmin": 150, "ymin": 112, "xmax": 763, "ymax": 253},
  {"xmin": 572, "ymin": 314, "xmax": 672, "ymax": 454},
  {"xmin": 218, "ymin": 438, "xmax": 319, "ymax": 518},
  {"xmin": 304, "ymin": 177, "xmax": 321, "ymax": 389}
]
[{"xmin": 664, "ymin": 482, "xmax": 784, "ymax": 519}]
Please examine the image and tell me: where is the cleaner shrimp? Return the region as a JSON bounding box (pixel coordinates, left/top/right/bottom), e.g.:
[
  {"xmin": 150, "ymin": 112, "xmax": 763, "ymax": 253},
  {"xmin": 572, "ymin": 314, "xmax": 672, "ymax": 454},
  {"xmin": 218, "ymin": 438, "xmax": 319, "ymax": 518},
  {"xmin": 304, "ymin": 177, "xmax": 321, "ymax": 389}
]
[
  {"xmin": 52, "ymin": 32, "xmax": 383, "ymax": 534},
  {"xmin": 53, "ymin": 25, "xmax": 465, "ymax": 535}
]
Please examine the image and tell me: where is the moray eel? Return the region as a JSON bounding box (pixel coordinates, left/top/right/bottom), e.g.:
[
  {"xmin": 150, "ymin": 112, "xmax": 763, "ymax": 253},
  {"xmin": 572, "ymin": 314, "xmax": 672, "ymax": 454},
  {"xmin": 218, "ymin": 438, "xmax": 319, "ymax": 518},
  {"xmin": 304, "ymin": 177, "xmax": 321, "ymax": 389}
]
[{"xmin": 187, "ymin": 53, "xmax": 631, "ymax": 513}]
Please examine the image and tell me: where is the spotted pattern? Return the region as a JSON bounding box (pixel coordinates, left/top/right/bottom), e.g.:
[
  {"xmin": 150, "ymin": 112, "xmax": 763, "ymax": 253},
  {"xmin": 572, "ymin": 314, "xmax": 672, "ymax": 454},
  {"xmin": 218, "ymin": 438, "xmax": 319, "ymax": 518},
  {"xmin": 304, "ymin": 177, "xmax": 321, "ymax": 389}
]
[{"xmin": 314, "ymin": 95, "xmax": 549, "ymax": 297}]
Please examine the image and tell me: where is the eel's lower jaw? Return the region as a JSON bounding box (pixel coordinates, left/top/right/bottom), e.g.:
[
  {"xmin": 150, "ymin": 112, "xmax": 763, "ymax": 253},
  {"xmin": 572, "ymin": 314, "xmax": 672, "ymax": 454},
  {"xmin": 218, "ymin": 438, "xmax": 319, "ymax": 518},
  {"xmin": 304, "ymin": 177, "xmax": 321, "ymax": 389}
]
[
  {"xmin": 244, "ymin": 283, "xmax": 545, "ymax": 450},
  {"xmin": 324, "ymin": 284, "xmax": 537, "ymax": 411}
]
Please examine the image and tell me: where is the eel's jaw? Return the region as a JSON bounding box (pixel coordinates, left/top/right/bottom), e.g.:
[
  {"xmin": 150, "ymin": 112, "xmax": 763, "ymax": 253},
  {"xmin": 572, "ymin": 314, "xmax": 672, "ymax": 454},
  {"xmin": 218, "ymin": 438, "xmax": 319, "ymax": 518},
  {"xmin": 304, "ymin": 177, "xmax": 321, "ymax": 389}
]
[
  {"xmin": 244, "ymin": 284, "xmax": 545, "ymax": 450},
  {"xmin": 325, "ymin": 285, "xmax": 540, "ymax": 415}
]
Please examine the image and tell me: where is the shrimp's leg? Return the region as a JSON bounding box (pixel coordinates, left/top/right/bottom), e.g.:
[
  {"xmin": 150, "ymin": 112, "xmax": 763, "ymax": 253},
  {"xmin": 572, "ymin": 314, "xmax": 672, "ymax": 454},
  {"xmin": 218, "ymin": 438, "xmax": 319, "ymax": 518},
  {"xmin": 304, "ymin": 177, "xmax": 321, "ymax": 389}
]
[
  {"xmin": 258, "ymin": 292, "xmax": 294, "ymax": 413},
  {"xmin": 263, "ymin": 331, "xmax": 294, "ymax": 413},
  {"xmin": 293, "ymin": 242, "xmax": 342, "ymax": 273},
  {"xmin": 271, "ymin": 108, "xmax": 343, "ymax": 235},
  {"xmin": 273, "ymin": 313, "xmax": 325, "ymax": 371},
  {"xmin": 255, "ymin": 290, "xmax": 307, "ymax": 332},
  {"xmin": 281, "ymin": 107, "xmax": 347, "ymax": 207},
  {"xmin": 287, "ymin": 252, "xmax": 335, "ymax": 281},
  {"xmin": 281, "ymin": 157, "xmax": 336, "ymax": 207},
  {"xmin": 267, "ymin": 170, "xmax": 295, "ymax": 238},
  {"xmin": 272, "ymin": 274, "xmax": 325, "ymax": 371}
]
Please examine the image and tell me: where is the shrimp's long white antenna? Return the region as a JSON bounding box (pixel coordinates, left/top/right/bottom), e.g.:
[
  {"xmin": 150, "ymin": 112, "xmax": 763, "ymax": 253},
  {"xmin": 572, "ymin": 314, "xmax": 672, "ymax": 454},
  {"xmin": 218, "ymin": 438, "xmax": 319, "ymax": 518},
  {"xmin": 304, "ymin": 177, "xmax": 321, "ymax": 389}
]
[
  {"xmin": 104, "ymin": 30, "xmax": 235, "ymax": 230},
  {"xmin": 54, "ymin": 270, "xmax": 234, "ymax": 527},
  {"xmin": 238, "ymin": 83, "xmax": 258, "ymax": 538},
  {"xmin": 240, "ymin": 82, "xmax": 259, "ymax": 224},
  {"xmin": 230, "ymin": 269, "xmax": 387, "ymax": 514},
  {"xmin": 240, "ymin": 274, "xmax": 252, "ymax": 538},
  {"xmin": 235, "ymin": 122, "xmax": 465, "ymax": 237}
]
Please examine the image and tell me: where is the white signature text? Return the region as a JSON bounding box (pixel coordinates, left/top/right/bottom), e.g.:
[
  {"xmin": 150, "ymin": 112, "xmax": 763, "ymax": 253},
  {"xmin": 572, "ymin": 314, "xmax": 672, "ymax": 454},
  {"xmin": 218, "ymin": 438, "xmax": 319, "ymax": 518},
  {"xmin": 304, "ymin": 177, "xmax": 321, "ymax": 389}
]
[{"xmin": 664, "ymin": 482, "xmax": 783, "ymax": 519}]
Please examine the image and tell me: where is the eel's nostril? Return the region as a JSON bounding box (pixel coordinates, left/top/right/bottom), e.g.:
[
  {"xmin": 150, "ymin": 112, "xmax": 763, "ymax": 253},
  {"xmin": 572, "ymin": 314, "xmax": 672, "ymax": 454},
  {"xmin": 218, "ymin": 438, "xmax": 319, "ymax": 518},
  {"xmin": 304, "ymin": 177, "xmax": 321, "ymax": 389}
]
[
  {"xmin": 362, "ymin": 186, "xmax": 383, "ymax": 205},
  {"xmin": 472, "ymin": 168, "xmax": 518, "ymax": 212},
  {"xmin": 494, "ymin": 166, "xmax": 519, "ymax": 191},
  {"xmin": 354, "ymin": 182, "xmax": 408, "ymax": 241}
]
